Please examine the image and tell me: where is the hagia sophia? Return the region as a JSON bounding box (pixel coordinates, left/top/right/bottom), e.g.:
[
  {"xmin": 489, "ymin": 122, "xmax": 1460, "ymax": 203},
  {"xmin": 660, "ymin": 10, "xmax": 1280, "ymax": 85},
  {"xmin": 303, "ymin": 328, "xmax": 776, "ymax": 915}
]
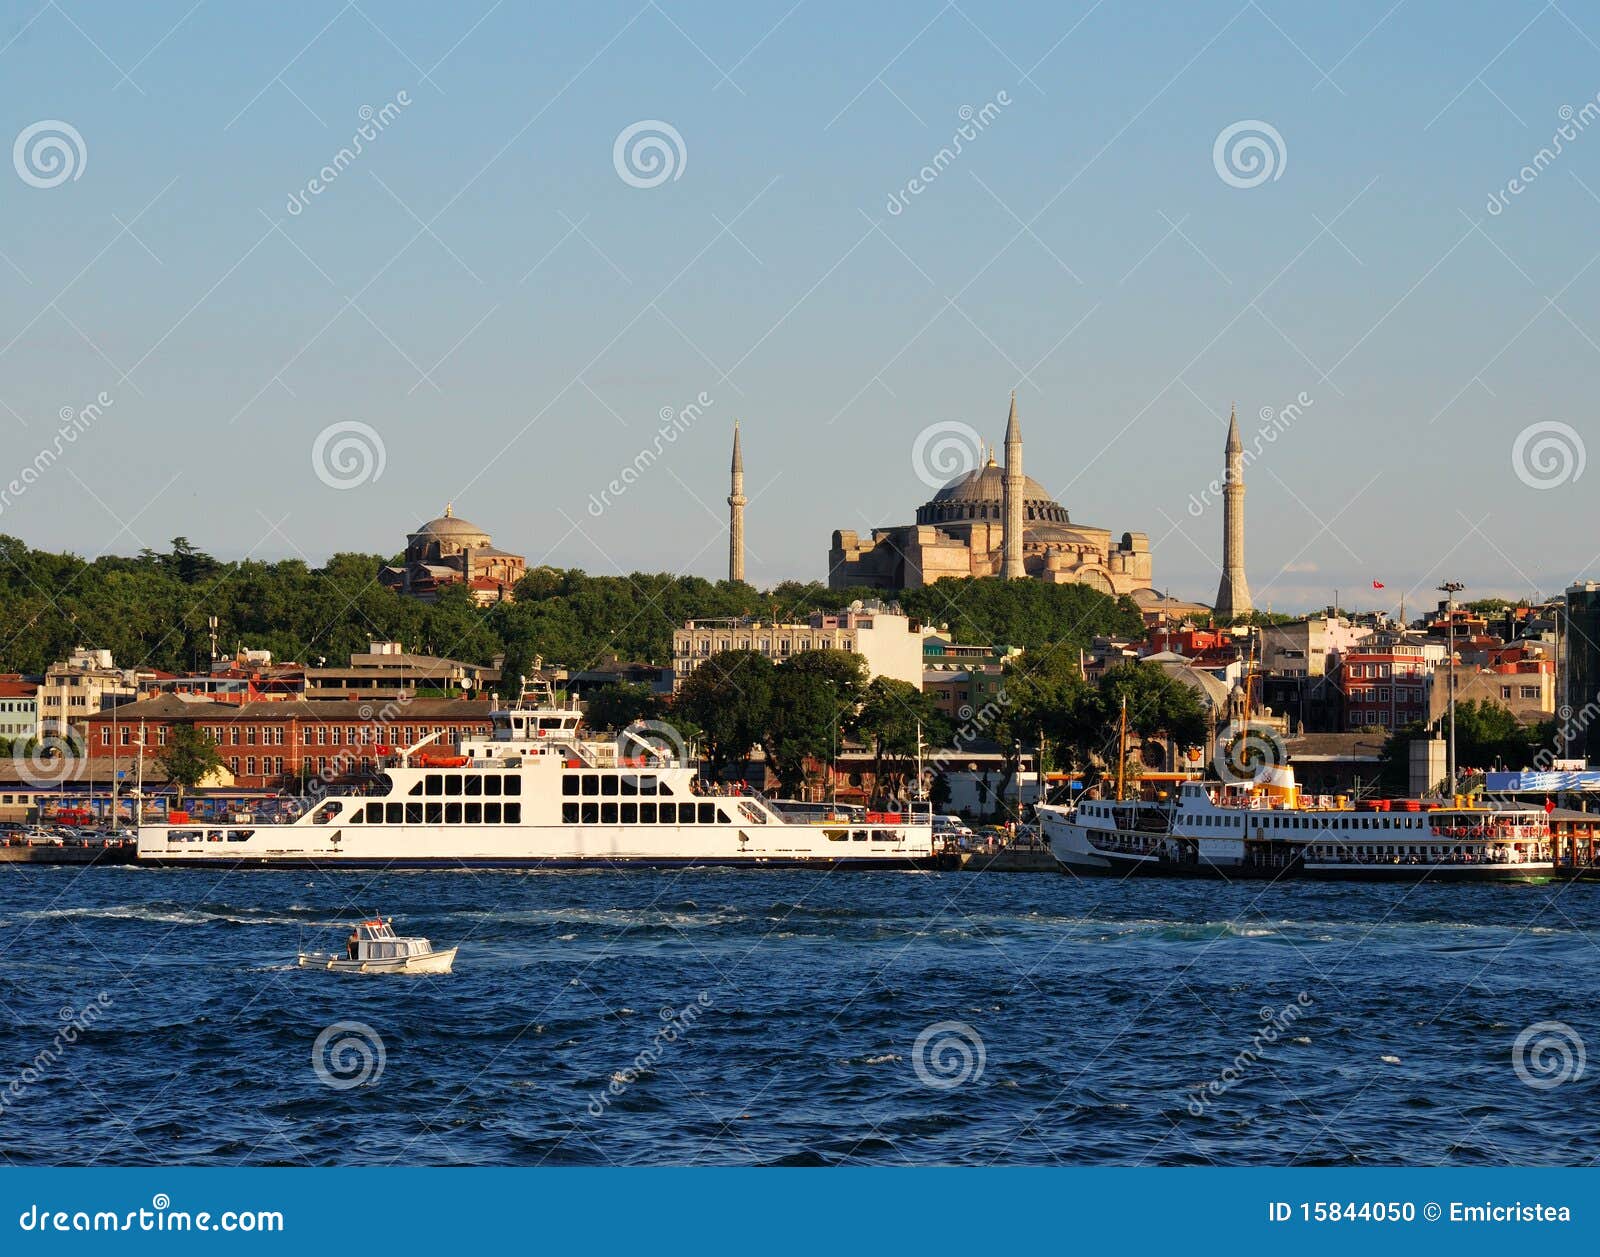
[
  {"xmin": 379, "ymin": 394, "xmax": 1250, "ymax": 622},
  {"xmin": 827, "ymin": 394, "xmax": 1154, "ymax": 598}
]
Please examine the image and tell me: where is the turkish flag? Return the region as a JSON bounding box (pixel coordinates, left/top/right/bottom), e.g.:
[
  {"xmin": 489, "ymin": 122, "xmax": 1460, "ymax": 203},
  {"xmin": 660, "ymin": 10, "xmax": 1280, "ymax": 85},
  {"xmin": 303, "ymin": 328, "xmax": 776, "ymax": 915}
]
[
  {"xmin": 1546, "ymin": 798, "xmax": 1556, "ymax": 814},
  {"xmin": 1372, "ymin": 580, "xmax": 1385, "ymax": 589}
]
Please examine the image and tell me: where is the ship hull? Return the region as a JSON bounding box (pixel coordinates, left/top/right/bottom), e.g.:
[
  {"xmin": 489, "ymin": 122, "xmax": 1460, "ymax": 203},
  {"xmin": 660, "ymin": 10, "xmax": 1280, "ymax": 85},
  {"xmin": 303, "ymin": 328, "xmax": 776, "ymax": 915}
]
[{"xmin": 1041, "ymin": 812, "xmax": 1556, "ymax": 883}]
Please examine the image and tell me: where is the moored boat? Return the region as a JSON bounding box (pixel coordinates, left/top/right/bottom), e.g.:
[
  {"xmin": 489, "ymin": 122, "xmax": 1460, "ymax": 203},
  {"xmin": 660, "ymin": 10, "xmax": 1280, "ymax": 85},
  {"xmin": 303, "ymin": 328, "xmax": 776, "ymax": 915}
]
[
  {"xmin": 137, "ymin": 691, "xmax": 933, "ymax": 868},
  {"xmin": 1038, "ymin": 767, "xmax": 1557, "ymax": 882}
]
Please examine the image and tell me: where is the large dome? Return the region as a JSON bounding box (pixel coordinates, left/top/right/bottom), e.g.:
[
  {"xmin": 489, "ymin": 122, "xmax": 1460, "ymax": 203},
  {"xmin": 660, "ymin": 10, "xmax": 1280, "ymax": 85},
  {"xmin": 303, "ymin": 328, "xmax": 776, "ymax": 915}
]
[
  {"xmin": 410, "ymin": 505, "xmax": 490, "ymax": 540},
  {"xmin": 917, "ymin": 462, "xmax": 1070, "ymax": 526}
]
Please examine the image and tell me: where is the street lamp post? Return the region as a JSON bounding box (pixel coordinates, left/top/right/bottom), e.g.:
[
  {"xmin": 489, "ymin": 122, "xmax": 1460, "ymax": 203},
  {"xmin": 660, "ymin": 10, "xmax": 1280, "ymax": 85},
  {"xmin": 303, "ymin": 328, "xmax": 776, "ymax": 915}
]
[{"xmin": 1437, "ymin": 581, "xmax": 1464, "ymax": 795}]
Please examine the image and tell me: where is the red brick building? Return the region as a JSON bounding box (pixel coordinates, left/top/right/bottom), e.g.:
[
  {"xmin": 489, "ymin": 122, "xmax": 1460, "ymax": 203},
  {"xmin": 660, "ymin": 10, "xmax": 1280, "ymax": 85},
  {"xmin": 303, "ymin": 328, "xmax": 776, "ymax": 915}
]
[
  {"xmin": 83, "ymin": 695, "xmax": 495, "ymax": 789},
  {"xmin": 1337, "ymin": 643, "xmax": 1429, "ymax": 731}
]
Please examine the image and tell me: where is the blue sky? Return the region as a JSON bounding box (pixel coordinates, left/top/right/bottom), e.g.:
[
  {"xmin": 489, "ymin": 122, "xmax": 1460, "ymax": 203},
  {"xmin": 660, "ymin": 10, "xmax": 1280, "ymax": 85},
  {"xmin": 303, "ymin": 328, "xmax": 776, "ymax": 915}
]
[{"xmin": 2, "ymin": 0, "xmax": 1597, "ymax": 611}]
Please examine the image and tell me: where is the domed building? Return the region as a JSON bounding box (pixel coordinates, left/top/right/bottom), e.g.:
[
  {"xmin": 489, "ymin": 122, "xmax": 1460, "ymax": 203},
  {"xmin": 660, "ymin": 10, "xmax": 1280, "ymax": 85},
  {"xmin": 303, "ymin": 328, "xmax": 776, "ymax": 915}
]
[
  {"xmin": 829, "ymin": 396, "xmax": 1152, "ymax": 594},
  {"xmin": 379, "ymin": 504, "xmax": 526, "ymax": 605}
]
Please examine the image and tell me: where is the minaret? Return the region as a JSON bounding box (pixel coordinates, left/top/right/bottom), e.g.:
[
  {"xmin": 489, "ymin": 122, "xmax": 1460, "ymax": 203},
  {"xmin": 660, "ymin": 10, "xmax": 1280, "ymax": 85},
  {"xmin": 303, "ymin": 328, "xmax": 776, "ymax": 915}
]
[
  {"xmin": 727, "ymin": 421, "xmax": 746, "ymax": 583},
  {"xmin": 1214, "ymin": 405, "xmax": 1252, "ymax": 619},
  {"xmin": 1002, "ymin": 391, "xmax": 1024, "ymax": 579}
]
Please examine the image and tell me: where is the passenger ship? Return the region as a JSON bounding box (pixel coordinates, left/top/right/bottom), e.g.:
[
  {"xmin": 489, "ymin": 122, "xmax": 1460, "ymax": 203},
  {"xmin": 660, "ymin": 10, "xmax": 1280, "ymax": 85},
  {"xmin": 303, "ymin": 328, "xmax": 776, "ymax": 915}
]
[
  {"xmin": 137, "ymin": 697, "xmax": 933, "ymax": 868},
  {"xmin": 1038, "ymin": 766, "xmax": 1555, "ymax": 882}
]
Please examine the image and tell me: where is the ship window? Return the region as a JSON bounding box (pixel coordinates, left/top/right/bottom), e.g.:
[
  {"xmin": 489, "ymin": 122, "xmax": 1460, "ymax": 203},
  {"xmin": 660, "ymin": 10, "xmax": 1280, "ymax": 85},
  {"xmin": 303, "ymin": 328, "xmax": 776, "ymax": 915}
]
[
  {"xmin": 465, "ymin": 803, "xmax": 481, "ymax": 824},
  {"xmin": 425, "ymin": 774, "xmax": 443, "ymax": 796},
  {"xmin": 619, "ymin": 775, "xmax": 638, "ymax": 796},
  {"xmin": 446, "ymin": 803, "xmax": 462, "ymax": 824},
  {"xmin": 562, "ymin": 803, "xmax": 579, "ymax": 824},
  {"xmin": 581, "ymin": 775, "xmax": 598, "ymax": 796},
  {"xmin": 479, "ymin": 803, "xmax": 497, "ymax": 823},
  {"xmin": 562, "ymin": 776, "xmax": 578, "ymax": 796},
  {"xmin": 621, "ymin": 803, "xmax": 637, "ymax": 824},
  {"xmin": 657, "ymin": 780, "xmax": 674, "ymax": 797},
  {"xmin": 698, "ymin": 803, "xmax": 715, "ymax": 824},
  {"xmin": 387, "ymin": 803, "xmax": 402, "ymax": 823},
  {"xmin": 444, "ymin": 776, "xmax": 462, "ymax": 797},
  {"xmin": 718, "ymin": 809, "xmax": 732, "ymax": 824},
  {"xmin": 504, "ymin": 776, "xmax": 520, "ymax": 796},
  {"xmin": 581, "ymin": 802, "xmax": 598, "ymax": 824},
  {"xmin": 601, "ymin": 775, "xmax": 619, "ymax": 797},
  {"xmin": 504, "ymin": 803, "xmax": 520, "ymax": 823},
  {"xmin": 852, "ymin": 830, "xmax": 867, "ymax": 841},
  {"xmin": 405, "ymin": 803, "xmax": 423, "ymax": 824},
  {"xmin": 409, "ymin": 781, "xmax": 423, "ymax": 795},
  {"xmin": 365, "ymin": 803, "xmax": 382, "ymax": 823},
  {"xmin": 637, "ymin": 775, "xmax": 657, "ymax": 795},
  {"xmin": 659, "ymin": 803, "xmax": 677, "ymax": 823},
  {"xmin": 346, "ymin": 813, "xmax": 362, "ymax": 825},
  {"xmin": 465, "ymin": 774, "xmax": 482, "ymax": 795},
  {"xmin": 485, "ymin": 775, "xmax": 502, "ymax": 796},
  {"xmin": 871, "ymin": 829, "xmax": 897, "ymax": 841},
  {"xmin": 601, "ymin": 803, "xmax": 618, "ymax": 824},
  {"xmin": 425, "ymin": 803, "xmax": 443, "ymax": 824},
  {"xmin": 226, "ymin": 830, "xmax": 252, "ymax": 842},
  {"xmin": 640, "ymin": 803, "xmax": 657, "ymax": 823}
]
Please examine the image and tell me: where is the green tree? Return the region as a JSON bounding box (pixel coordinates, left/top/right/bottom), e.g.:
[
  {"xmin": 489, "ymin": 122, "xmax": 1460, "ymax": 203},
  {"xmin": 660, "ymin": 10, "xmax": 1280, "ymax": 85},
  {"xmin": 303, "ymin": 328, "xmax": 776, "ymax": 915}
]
[
  {"xmin": 763, "ymin": 649, "xmax": 869, "ymax": 798},
  {"xmin": 673, "ymin": 650, "xmax": 774, "ymax": 780},
  {"xmin": 584, "ymin": 681, "xmax": 666, "ymax": 731},
  {"xmin": 157, "ymin": 725, "xmax": 224, "ymax": 805},
  {"xmin": 849, "ymin": 676, "xmax": 948, "ymax": 803}
]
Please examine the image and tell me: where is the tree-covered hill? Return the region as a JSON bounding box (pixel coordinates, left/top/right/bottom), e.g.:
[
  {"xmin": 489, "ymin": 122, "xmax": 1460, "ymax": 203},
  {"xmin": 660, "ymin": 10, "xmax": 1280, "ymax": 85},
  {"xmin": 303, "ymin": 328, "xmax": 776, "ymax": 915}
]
[{"xmin": 0, "ymin": 537, "xmax": 1144, "ymax": 684}]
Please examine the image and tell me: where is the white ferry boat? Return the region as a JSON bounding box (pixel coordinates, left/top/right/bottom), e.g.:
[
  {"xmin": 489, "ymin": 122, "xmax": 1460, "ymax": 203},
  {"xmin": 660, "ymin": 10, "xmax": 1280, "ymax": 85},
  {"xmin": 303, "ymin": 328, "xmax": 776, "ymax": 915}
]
[
  {"xmin": 137, "ymin": 697, "xmax": 933, "ymax": 869},
  {"xmin": 1038, "ymin": 766, "xmax": 1555, "ymax": 882}
]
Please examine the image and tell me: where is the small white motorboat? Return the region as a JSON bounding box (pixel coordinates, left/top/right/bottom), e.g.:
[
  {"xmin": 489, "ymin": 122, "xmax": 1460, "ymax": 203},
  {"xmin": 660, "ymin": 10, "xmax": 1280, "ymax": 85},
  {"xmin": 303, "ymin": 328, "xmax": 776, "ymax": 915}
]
[{"xmin": 298, "ymin": 917, "xmax": 457, "ymax": 975}]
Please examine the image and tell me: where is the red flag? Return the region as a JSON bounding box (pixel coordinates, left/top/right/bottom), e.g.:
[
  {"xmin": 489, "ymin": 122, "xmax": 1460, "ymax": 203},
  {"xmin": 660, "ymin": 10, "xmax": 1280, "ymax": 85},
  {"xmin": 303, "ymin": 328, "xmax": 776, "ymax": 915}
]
[
  {"xmin": 1372, "ymin": 580, "xmax": 1385, "ymax": 589},
  {"xmin": 1546, "ymin": 798, "xmax": 1556, "ymax": 814}
]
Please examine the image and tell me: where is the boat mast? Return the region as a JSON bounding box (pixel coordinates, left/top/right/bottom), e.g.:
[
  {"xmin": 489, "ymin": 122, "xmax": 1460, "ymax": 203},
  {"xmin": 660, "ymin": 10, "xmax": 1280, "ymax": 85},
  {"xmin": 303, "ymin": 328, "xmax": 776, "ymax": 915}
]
[{"xmin": 1116, "ymin": 694, "xmax": 1127, "ymax": 802}]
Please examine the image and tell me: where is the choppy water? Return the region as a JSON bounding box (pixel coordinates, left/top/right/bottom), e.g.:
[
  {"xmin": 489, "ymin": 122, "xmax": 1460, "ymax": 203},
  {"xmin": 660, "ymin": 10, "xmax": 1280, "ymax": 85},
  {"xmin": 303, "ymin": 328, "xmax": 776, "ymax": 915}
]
[{"xmin": 0, "ymin": 867, "xmax": 1596, "ymax": 1166}]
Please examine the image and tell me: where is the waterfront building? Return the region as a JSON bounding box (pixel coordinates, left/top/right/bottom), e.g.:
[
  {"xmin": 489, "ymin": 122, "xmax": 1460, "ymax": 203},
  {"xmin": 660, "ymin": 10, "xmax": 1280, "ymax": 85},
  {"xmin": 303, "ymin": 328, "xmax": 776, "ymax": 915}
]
[
  {"xmin": 672, "ymin": 603, "xmax": 929, "ymax": 691},
  {"xmin": 1258, "ymin": 614, "xmax": 1372, "ymax": 678},
  {"xmin": 303, "ymin": 640, "xmax": 500, "ymax": 701},
  {"xmin": 0, "ymin": 675, "xmax": 38, "ymax": 742},
  {"xmin": 828, "ymin": 394, "xmax": 1153, "ymax": 594},
  {"xmin": 1212, "ymin": 406, "xmax": 1252, "ymax": 620},
  {"xmin": 379, "ymin": 504, "xmax": 526, "ymax": 605},
  {"xmin": 82, "ymin": 695, "xmax": 495, "ymax": 790},
  {"xmin": 37, "ymin": 648, "xmax": 149, "ymax": 738},
  {"xmin": 922, "ymin": 636, "xmax": 1020, "ymax": 720},
  {"xmin": 1566, "ymin": 581, "xmax": 1600, "ymax": 763},
  {"xmin": 1337, "ymin": 642, "xmax": 1430, "ymax": 731},
  {"xmin": 1425, "ymin": 650, "xmax": 1556, "ymax": 728}
]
